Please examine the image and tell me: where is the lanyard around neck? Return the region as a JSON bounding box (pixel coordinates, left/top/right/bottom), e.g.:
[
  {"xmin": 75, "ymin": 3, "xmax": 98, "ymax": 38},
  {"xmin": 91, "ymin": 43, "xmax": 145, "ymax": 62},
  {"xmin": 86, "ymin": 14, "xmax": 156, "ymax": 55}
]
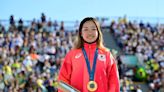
[{"xmin": 82, "ymin": 47, "xmax": 98, "ymax": 80}]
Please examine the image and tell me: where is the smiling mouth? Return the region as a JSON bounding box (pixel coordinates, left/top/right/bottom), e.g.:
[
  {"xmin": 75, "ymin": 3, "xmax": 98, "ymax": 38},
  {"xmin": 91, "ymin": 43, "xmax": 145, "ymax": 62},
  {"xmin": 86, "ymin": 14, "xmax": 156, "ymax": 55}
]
[{"xmin": 87, "ymin": 35, "xmax": 94, "ymax": 39}]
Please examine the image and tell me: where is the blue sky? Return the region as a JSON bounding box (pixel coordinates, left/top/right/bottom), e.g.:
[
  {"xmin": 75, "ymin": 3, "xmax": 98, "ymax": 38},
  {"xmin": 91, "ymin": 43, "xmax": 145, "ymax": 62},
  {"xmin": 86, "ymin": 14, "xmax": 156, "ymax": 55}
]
[{"xmin": 0, "ymin": 0, "xmax": 164, "ymax": 22}]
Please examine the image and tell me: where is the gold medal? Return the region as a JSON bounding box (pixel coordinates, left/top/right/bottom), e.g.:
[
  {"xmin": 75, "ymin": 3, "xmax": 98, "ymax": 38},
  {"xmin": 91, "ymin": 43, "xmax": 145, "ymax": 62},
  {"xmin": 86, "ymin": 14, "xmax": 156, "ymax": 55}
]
[{"xmin": 87, "ymin": 81, "xmax": 97, "ymax": 92}]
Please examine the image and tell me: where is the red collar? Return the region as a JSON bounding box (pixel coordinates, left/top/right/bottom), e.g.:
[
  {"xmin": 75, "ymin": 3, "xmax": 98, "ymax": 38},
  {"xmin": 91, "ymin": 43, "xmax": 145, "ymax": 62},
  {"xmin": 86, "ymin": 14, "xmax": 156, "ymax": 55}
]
[{"xmin": 84, "ymin": 42, "xmax": 97, "ymax": 49}]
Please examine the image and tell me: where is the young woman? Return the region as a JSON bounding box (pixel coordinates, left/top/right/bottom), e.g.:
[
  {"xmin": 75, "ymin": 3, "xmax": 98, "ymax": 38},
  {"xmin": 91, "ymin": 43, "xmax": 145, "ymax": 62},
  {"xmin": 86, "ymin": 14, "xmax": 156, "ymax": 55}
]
[{"xmin": 58, "ymin": 17, "xmax": 120, "ymax": 92}]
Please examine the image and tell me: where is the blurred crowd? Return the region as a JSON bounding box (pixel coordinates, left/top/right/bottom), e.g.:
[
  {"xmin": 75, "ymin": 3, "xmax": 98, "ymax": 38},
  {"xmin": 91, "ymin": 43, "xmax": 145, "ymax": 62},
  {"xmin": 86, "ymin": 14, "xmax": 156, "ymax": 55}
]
[
  {"xmin": 109, "ymin": 18, "xmax": 164, "ymax": 92},
  {"xmin": 0, "ymin": 14, "xmax": 77, "ymax": 92}
]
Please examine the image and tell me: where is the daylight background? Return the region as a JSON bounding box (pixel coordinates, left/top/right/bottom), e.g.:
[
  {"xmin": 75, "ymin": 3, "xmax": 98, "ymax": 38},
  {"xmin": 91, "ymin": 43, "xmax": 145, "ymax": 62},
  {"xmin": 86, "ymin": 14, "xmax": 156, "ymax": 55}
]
[
  {"xmin": 0, "ymin": 0, "xmax": 163, "ymax": 92},
  {"xmin": 1, "ymin": 0, "xmax": 164, "ymax": 22}
]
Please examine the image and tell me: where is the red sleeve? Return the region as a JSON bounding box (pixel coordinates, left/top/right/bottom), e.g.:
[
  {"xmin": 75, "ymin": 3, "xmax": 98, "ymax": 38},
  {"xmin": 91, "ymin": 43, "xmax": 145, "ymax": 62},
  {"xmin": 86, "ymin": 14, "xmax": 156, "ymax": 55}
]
[
  {"xmin": 58, "ymin": 51, "xmax": 72, "ymax": 92},
  {"xmin": 107, "ymin": 53, "xmax": 120, "ymax": 92}
]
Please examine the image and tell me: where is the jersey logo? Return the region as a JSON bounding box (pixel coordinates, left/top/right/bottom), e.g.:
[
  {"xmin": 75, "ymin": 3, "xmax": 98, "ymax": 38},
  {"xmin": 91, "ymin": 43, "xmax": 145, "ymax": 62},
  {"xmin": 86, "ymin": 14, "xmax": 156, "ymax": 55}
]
[
  {"xmin": 75, "ymin": 53, "xmax": 82, "ymax": 59},
  {"xmin": 98, "ymin": 54, "xmax": 106, "ymax": 61}
]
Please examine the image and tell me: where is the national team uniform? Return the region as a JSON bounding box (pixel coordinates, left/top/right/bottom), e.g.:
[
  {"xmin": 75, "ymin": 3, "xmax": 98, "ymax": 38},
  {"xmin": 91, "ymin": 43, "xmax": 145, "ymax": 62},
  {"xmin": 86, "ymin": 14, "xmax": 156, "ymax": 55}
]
[{"xmin": 58, "ymin": 43, "xmax": 120, "ymax": 92}]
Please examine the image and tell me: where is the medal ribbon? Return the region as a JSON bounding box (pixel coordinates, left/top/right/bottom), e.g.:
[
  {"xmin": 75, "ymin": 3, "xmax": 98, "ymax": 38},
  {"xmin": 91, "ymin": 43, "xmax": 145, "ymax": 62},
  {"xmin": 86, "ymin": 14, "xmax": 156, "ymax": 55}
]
[{"xmin": 82, "ymin": 47, "xmax": 98, "ymax": 81}]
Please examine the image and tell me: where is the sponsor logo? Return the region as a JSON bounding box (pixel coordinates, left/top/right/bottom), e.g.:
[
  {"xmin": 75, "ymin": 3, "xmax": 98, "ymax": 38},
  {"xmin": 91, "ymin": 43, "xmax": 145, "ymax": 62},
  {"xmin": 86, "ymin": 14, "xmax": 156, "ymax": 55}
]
[{"xmin": 75, "ymin": 53, "xmax": 82, "ymax": 59}]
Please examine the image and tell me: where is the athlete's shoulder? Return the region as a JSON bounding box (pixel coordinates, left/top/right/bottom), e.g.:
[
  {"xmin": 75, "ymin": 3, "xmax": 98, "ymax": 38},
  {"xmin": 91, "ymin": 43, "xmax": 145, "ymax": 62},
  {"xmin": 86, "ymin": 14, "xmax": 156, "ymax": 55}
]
[
  {"xmin": 99, "ymin": 47, "xmax": 110, "ymax": 53},
  {"xmin": 67, "ymin": 48, "xmax": 81, "ymax": 55}
]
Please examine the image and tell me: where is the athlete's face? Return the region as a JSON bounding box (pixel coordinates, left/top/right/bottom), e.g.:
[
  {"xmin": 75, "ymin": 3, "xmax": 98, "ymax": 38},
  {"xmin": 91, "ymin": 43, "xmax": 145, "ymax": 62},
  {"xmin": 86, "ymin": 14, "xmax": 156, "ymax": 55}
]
[{"xmin": 81, "ymin": 21, "xmax": 98, "ymax": 43}]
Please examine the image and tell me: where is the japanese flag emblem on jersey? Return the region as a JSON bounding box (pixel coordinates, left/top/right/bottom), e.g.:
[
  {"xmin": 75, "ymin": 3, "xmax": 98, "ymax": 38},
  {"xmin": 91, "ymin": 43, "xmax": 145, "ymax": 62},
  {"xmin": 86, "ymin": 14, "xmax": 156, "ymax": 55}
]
[{"xmin": 98, "ymin": 54, "xmax": 106, "ymax": 61}]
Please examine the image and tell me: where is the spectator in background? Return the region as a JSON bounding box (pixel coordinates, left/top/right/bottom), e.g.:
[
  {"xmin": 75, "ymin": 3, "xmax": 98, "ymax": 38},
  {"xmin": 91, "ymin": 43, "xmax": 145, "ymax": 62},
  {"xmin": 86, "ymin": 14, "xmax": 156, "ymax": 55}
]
[
  {"xmin": 60, "ymin": 21, "xmax": 64, "ymax": 30},
  {"xmin": 18, "ymin": 18, "xmax": 23, "ymax": 32},
  {"xmin": 53, "ymin": 20, "xmax": 58, "ymax": 31},
  {"xmin": 0, "ymin": 23, "xmax": 5, "ymax": 33},
  {"xmin": 136, "ymin": 85, "xmax": 142, "ymax": 92},
  {"xmin": 9, "ymin": 15, "xmax": 15, "ymax": 26},
  {"xmin": 46, "ymin": 19, "xmax": 53, "ymax": 32},
  {"xmin": 41, "ymin": 13, "xmax": 46, "ymax": 23},
  {"xmin": 74, "ymin": 20, "xmax": 79, "ymax": 32}
]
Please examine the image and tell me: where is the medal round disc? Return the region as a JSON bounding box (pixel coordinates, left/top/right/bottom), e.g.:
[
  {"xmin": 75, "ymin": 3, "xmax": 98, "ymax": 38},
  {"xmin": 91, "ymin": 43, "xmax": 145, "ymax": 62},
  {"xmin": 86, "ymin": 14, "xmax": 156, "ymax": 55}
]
[{"xmin": 87, "ymin": 81, "xmax": 97, "ymax": 91}]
